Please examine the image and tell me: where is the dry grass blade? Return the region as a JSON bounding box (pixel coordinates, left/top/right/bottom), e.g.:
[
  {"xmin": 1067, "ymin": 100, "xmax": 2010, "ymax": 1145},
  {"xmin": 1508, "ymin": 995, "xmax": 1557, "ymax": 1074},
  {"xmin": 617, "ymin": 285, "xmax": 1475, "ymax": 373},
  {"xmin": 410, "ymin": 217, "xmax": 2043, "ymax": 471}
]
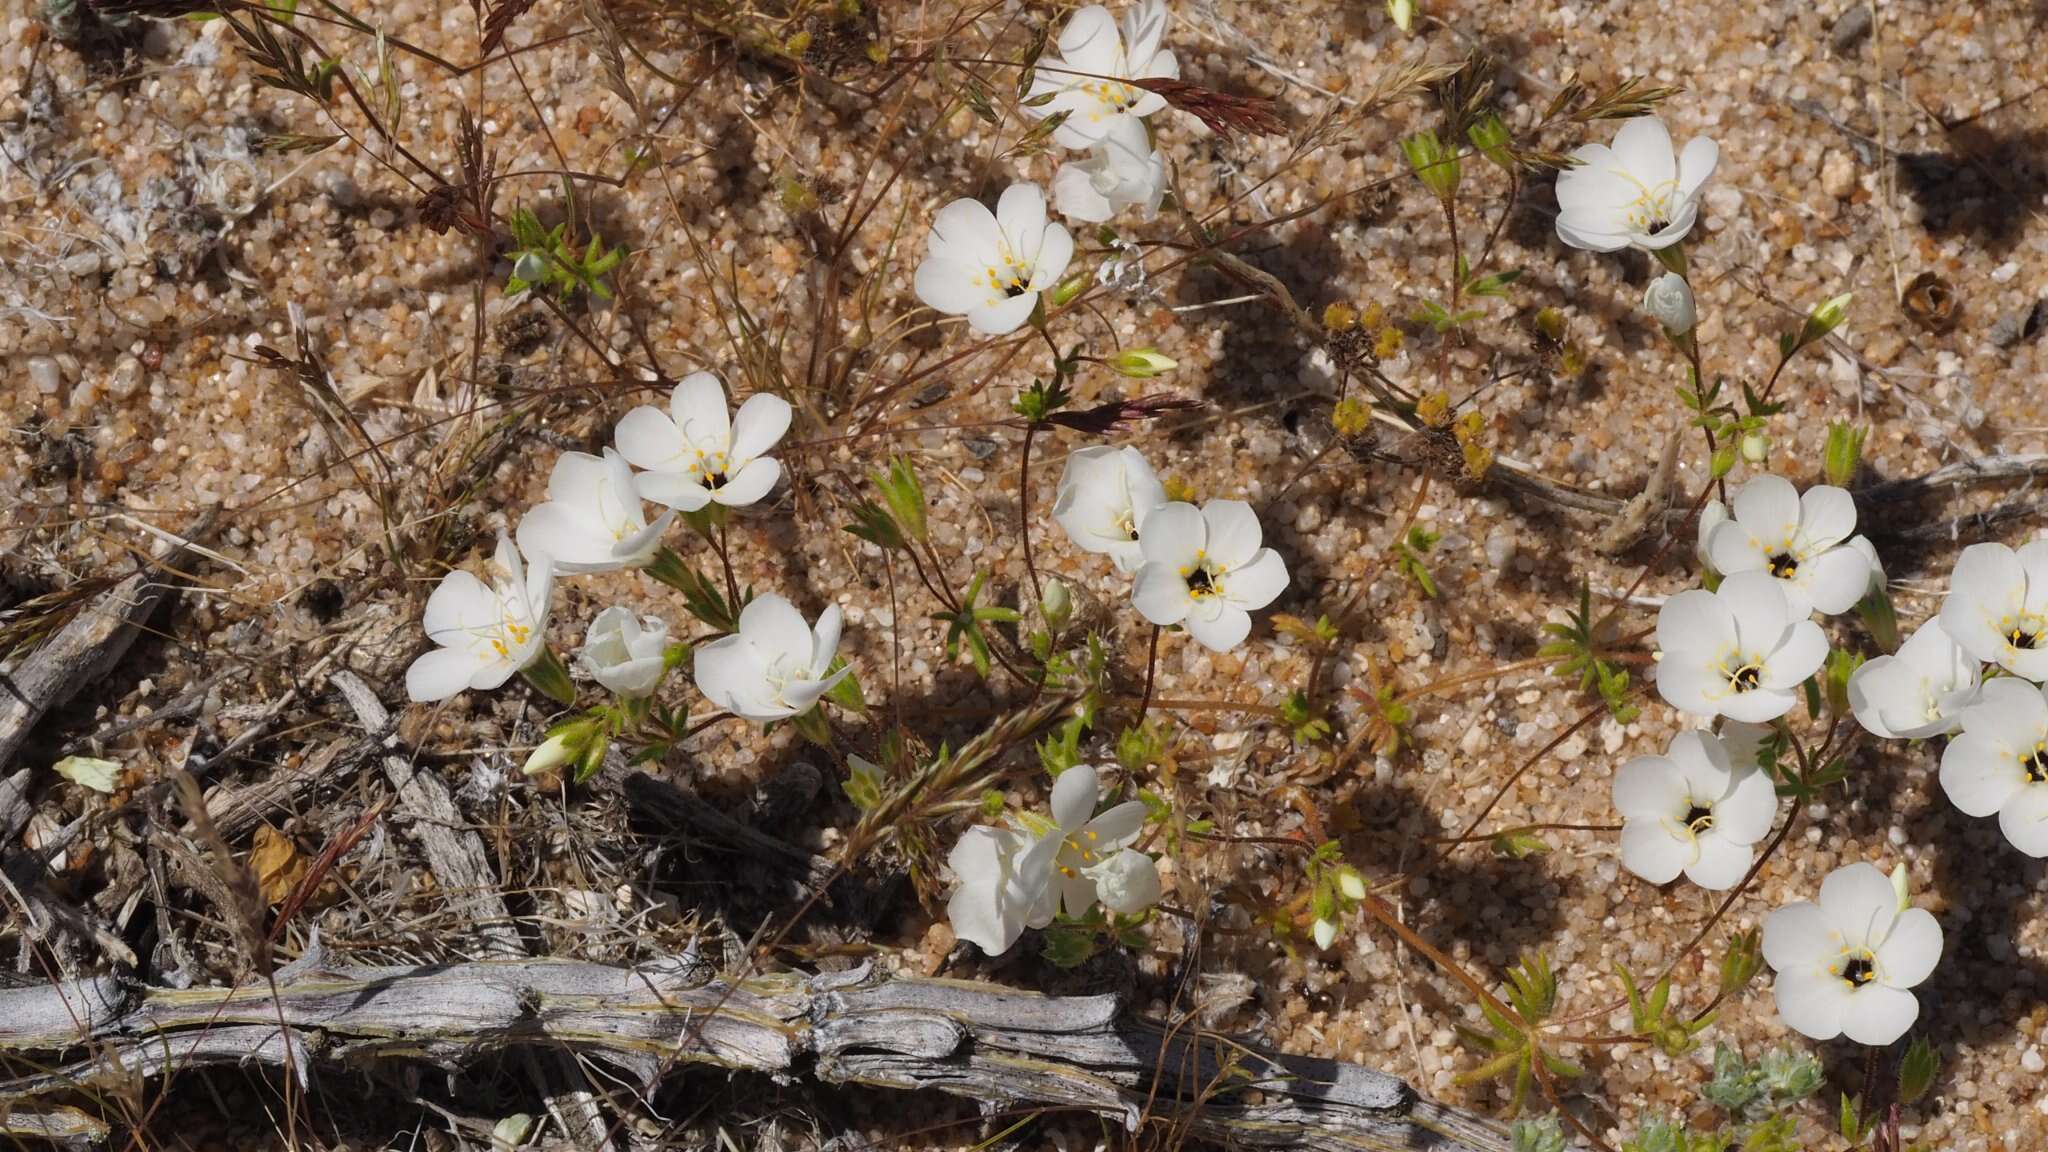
[
  {"xmin": 1137, "ymin": 77, "xmax": 1288, "ymax": 138},
  {"xmin": 171, "ymin": 771, "xmax": 271, "ymax": 978}
]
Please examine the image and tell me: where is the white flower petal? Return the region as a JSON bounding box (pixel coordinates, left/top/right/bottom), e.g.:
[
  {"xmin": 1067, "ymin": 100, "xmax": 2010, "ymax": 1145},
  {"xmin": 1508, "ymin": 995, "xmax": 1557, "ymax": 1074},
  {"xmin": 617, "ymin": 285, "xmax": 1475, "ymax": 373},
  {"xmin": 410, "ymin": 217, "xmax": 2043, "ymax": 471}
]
[
  {"xmin": 1087, "ymin": 848, "xmax": 1162, "ymax": 915},
  {"xmin": 1941, "ymin": 543, "xmax": 2025, "ymax": 665},
  {"xmin": 1612, "ymin": 755, "xmax": 1685, "ymax": 820},
  {"xmin": 1131, "ymin": 563, "xmax": 1193, "ymax": 625},
  {"xmin": 422, "ymin": 570, "xmax": 497, "ymax": 644},
  {"xmin": 1839, "ymin": 983, "xmax": 1919, "ymax": 1046},
  {"xmin": 1676, "ymin": 134, "xmax": 1720, "ymax": 199},
  {"xmin": 1712, "ymin": 759, "xmax": 1779, "ymax": 845},
  {"xmin": 711, "ymin": 458, "xmax": 780, "ymax": 507},
  {"xmin": 966, "ymin": 292, "xmax": 1039, "ymax": 336},
  {"xmin": 1224, "ymin": 549, "xmax": 1289, "ymax": 611},
  {"xmin": 1137, "ymin": 501, "xmax": 1205, "ymax": 568},
  {"xmin": 995, "ymin": 182, "xmax": 1050, "ymax": 263},
  {"xmin": 407, "ymin": 647, "xmax": 487, "ymax": 702},
  {"xmin": 1029, "ymin": 221, "xmax": 1075, "ymax": 290},
  {"xmin": 614, "ymin": 405, "xmax": 687, "ymax": 472},
  {"xmin": 1051, "ymin": 765, "xmax": 1101, "ymax": 832},
  {"xmin": 1182, "ymin": 603, "xmax": 1252, "ymax": 652},
  {"xmin": 1937, "ymin": 732, "xmax": 2027, "ymax": 818},
  {"xmin": 1619, "ymin": 820, "xmax": 1690, "ymax": 884},
  {"xmin": 1801, "ymin": 546, "xmax": 1874, "ymax": 617},
  {"xmin": 1799, "ymin": 484, "xmax": 1858, "ymax": 547},
  {"xmin": 737, "ymin": 593, "xmax": 814, "ymax": 666},
  {"xmin": 1657, "ymin": 588, "xmax": 1735, "ymax": 660},
  {"xmin": 1201, "ymin": 500, "xmax": 1264, "ymax": 569},
  {"xmin": 1759, "ymin": 619, "xmax": 1828, "ymax": 690},
  {"xmin": 1083, "ymin": 800, "xmax": 1147, "ymax": 850},
  {"xmin": 1817, "ymin": 862, "xmax": 1899, "ymax": 951},
  {"xmin": 671, "ymin": 373, "xmax": 731, "ymax": 453},
  {"xmin": 1608, "ymin": 116, "xmax": 1677, "ymax": 188},
  {"xmin": 1761, "ymin": 900, "xmax": 1832, "ymax": 971},
  {"xmin": 728, "ymin": 392, "xmax": 792, "ymax": 464},
  {"xmin": 1771, "ymin": 968, "xmax": 1851, "ymax": 1041},
  {"xmin": 635, "ymin": 470, "xmax": 714, "ymax": 513},
  {"xmin": 1998, "ymin": 783, "xmax": 2048, "ymax": 857},
  {"xmin": 1684, "ymin": 832, "xmax": 1753, "ymax": 890},
  {"xmin": 1874, "ymin": 907, "xmax": 1943, "ymax": 989}
]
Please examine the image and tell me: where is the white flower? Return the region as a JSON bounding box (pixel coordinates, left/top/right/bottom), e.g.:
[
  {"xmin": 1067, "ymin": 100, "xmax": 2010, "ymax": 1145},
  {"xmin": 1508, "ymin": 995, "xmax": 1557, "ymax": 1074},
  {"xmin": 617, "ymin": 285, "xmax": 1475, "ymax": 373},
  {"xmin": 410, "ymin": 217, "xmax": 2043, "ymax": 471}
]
[
  {"xmin": 614, "ymin": 372, "xmax": 792, "ymax": 512},
  {"xmin": 1051, "ymin": 444, "xmax": 1167, "ymax": 572},
  {"xmin": 1762, "ymin": 861, "xmax": 1943, "ymax": 1045},
  {"xmin": 405, "ymin": 533, "xmax": 553, "ymax": 702},
  {"xmin": 1694, "ymin": 498, "xmax": 1729, "ymax": 570},
  {"xmin": 1642, "ymin": 271, "xmax": 1696, "ymax": 333},
  {"xmin": 579, "ymin": 606, "xmax": 669, "ymax": 699},
  {"xmin": 913, "ymin": 183, "xmax": 1074, "ymax": 336},
  {"xmin": 516, "ymin": 449, "xmax": 676, "ymax": 574},
  {"xmin": 1051, "ymin": 116, "xmax": 1166, "ymax": 223},
  {"xmin": 1130, "ymin": 500, "xmax": 1289, "ymax": 652},
  {"xmin": 1848, "ymin": 617, "xmax": 1981, "ymax": 740},
  {"xmin": 1701, "ymin": 475, "xmax": 1874, "ymax": 618},
  {"xmin": 1554, "ymin": 116, "xmax": 1719, "ymax": 252},
  {"xmin": 1937, "ymin": 677, "xmax": 2048, "ymax": 856},
  {"xmin": 1023, "ymin": 0, "xmax": 1179, "ymax": 151},
  {"xmin": 1938, "ymin": 540, "xmax": 2048, "ymax": 681},
  {"xmin": 1613, "ymin": 730, "xmax": 1777, "ymax": 890},
  {"xmin": 693, "ymin": 593, "xmax": 848, "ymax": 722},
  {"xmin": 944, "ymin": 764, "xmax": 1151, "ymax": 954},
  {"xmin": 1085, "ymin": 847, "xmax": 1163, "ymax": 915},
  {"xmin": 1655, "ymin": 571, "xmax": 1828, "ymax": 722}
]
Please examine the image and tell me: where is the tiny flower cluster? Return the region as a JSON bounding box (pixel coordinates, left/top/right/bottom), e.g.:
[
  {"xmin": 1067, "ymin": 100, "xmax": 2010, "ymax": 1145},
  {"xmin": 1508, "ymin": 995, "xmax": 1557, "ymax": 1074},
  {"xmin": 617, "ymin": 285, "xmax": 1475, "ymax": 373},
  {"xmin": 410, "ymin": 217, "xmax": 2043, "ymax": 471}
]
[
  {"xmin": 914, "ymin": 1, "xmax": 1175, "ymax": 335},
  {"xmin": 405, "ymin": 372, "xmax": 849, "ymax": 737}
]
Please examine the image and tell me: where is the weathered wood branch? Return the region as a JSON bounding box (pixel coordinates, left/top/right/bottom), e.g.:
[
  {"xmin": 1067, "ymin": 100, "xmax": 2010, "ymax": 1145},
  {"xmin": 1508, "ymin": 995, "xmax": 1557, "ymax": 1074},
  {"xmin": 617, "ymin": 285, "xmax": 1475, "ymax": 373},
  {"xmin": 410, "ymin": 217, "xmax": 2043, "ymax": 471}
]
[{"xmin": 0, "ymin": 960, "xmax": 1536, "ymax": 1151}]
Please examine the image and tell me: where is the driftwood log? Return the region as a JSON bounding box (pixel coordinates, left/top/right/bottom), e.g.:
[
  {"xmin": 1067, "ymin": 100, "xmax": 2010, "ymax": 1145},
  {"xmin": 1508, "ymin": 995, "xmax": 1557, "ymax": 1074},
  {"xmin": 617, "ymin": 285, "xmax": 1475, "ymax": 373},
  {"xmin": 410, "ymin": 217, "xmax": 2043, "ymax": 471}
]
[{"xmin": 0, "ymin": 959, "xmax": 1540, "ymax": 1151}]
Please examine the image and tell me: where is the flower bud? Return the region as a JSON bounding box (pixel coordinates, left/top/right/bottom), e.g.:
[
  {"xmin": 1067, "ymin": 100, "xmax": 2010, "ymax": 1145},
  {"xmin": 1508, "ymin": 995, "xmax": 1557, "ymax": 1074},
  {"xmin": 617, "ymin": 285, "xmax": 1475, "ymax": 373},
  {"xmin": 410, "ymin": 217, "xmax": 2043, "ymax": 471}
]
[
  {"xmin": 1311, "ymin": 916, "xmax": 1338, "ymax": 950},
  {"xmin": 1387, "ymin": 0, "xmax": 1414, "ymax": 31},
  {"xmin": 1049, "ymin": 272, "xmax": 1089, "ymax": 308},
  {"xmin": 1641, "ymin": 271, "xmax": 1695, "ymax": 334},
  {"xmin": 522, "ymin": 733, "xmax": 575, "ymax": 778},
  {"xmin": 1890, "ymin": 862, "xmax": 1912, "ymax": 911},
  {"xmin": 1740, "ymin": 431, "xmax": 1770, "ymax": 465},
  {"xmin": 1336, "ymin": 866, "xmax": 1366, "ymax": 902},
  {"xmin": 1039, "ymin": 577, "xmax": 1073, "ymax": 631},
  {"xmin": 1107, "ymin": 347, "xmax": 1177, "ymax": 378},
  {"xmin": 512, "ymin": 251, "xmax": 547, "ymax": 284}
]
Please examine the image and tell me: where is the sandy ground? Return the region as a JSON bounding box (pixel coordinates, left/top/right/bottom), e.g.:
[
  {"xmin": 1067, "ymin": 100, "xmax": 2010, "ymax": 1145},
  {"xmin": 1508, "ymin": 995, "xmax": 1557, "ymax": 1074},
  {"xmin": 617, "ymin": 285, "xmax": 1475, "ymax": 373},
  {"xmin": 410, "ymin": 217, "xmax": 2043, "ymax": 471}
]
[{"xmin": 3, "ymin": 0, "xmax": 2047, "ymax": 1148}]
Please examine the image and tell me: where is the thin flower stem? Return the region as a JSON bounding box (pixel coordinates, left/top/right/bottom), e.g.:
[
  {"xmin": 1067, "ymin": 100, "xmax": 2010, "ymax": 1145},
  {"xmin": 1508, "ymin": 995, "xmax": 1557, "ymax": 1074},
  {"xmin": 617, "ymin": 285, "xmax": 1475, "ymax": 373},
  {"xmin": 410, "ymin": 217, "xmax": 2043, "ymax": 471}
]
[
  {"xmin": 716, "ymin": 518, "xmax": 741, "ymax": 612},
  {"xmin": 1137, "ymin": 625, "xmax": 1163, "ymax": 726},
  {"xmin": 1019, "ymin": 421, "xmax": 1043, "ymax": 604},
  {"xmin": 1425, "ymin": 821, "xmax": 1622, "ymax": 846}
]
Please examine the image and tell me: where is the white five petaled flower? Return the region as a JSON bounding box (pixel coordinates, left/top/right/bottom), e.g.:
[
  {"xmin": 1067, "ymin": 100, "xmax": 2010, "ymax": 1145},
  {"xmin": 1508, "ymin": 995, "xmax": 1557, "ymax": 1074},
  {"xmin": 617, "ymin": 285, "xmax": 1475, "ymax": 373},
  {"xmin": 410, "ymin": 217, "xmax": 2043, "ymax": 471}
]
[
  {"xmin": 1554, "ymin": 115, "xmax": 1719, "ymax": 253},
  {"xmin": 945, "ymin": 765, "xmax": 1156, "ymax": 955},
  {"xmin": 615, "ymin": 372, "xmax": 792, "ymax": 512},
  {"xmin": 913, "ymin": 183, "xmax": 1074, "ymax": 336},
  {"xmin": 405, "ymin": 533, "xmax": 553, "ymax": 702},
  {"xmin": 1023, "ymin": 0, "xmax": 1179, "ymax": 151},
  {"xmin": 1848, "ymin": 617, "xmax": 1982, "ymax": 740},
  {"xmin": 1938, "ymin": 676, "xmax": 2048, "ymax": 856},
  {"xmin": 1939, "ymin": 540, "xmax": 2048, "ymax": 681},
  {"xmin": 1613, "ymin": 729, "xmax": 1778, "ymax": 891},
  {"xmin": 1699, "ymin": 475, "xmax": 1875, "ymax": 618},
  {"xmin": 692, "ymin": 593, "xmax": 848, "ymax": 723},
  {"xmin": 578, "ymin": 606, "xmax": 670, "ymax": 699},
  {"xmin": 516, "ymin": 448, "xmax": 676, "ymax": 574},
  {"xmin": 1655, "ymin": 570, "xmax": 1829, "ymax": 723},
  {"xmin": 1130, "ymin": 500, "xmax": 1289, "ymax": 653},
  {"xmin": 1051, "ymin": 117, "xmax": 1167, "ymax": 224},
  {"xmin": 1051, "ymin": 444, "xmax": 1167, "ymax": 573},
  {"xmin": 1762, "ymin": 862, "xmax": 1943, "ymax": 1046}
]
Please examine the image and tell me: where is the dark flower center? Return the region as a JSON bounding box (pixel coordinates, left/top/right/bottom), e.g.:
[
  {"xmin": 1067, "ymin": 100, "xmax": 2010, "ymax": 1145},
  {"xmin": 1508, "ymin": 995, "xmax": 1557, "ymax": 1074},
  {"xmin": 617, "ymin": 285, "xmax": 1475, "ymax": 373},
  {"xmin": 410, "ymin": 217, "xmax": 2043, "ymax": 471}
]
[
  {"xmin": 1768, "ymin": 552, "xmax": 1800, "ymax": 578},
  {"xmin": 1683, "ymin": 805, "xmax": 1714, "ymax": 834},
  {"xmin": 2025, "ymin": 748, "xmax": 2048, "ymax": 785},
  {"xmin": 1729, "ymin": 663, "xmax": 1763, "ymax": 692},
  {"xmin": 2012, "ymin": 627, "xmax": 2041, "ymax": 651},
  {"xmin": 1838, "ymin": 956, "xmax": 1875, "ymax": 987},
  {"xmin": 1186, "ymin": 566, "xmax": 1216, "ymax": 597}
]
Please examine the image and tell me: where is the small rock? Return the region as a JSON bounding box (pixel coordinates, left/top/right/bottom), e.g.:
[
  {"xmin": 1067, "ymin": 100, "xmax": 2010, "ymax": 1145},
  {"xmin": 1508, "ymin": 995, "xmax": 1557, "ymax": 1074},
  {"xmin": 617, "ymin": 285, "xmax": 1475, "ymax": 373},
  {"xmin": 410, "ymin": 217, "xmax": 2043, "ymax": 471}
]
[
  {"xmin": 1820, "ymin": 150, "xmax": 1856, "ymax": 200},
  {"xmin": 94, "ymin": 90, "xmax": 124, "ymax": 127},
  {"xmin": 1991, "ymin": 260, "xmax": 2020, "ymax": 284},
  {"xmin": 1830, "ymin": 3, "xmax": 1874, "ymax": 53},
  {"xmin": 2024, "ymin": 1047, "xmax": 2045, "ymax": 1074},
  {"xmin": 27, "ymin": 355, "xmax": 62, "ymax": 395},
  {"xmin": 1989, "ymin": 308, "xmax": 2032, "ymax": 348},
  {"xmin": 964, "ymin": 436, "xmax": 998, "ymax": 461},
  {"xmin": 313, "ymin": 167, "xmax": 358, "ymax": 208}
]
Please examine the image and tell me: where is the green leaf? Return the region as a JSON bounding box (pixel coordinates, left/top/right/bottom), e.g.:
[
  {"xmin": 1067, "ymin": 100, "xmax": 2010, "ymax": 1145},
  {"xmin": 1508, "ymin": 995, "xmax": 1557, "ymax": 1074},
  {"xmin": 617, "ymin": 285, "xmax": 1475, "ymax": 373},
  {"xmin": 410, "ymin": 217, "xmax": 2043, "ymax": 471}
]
[{"xmin": 1898, "ymin": 1033, "xmax": 1939, "ymax": 1104}]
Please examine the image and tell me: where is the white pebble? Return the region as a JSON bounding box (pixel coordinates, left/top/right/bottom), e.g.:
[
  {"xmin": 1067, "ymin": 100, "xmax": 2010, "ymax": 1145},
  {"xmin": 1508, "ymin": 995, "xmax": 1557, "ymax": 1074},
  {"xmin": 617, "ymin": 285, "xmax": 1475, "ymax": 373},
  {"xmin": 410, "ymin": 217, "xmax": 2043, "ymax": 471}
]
[{"xmin": 28, "ymin": 355, "xmax": 61, "ymax": 394}]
